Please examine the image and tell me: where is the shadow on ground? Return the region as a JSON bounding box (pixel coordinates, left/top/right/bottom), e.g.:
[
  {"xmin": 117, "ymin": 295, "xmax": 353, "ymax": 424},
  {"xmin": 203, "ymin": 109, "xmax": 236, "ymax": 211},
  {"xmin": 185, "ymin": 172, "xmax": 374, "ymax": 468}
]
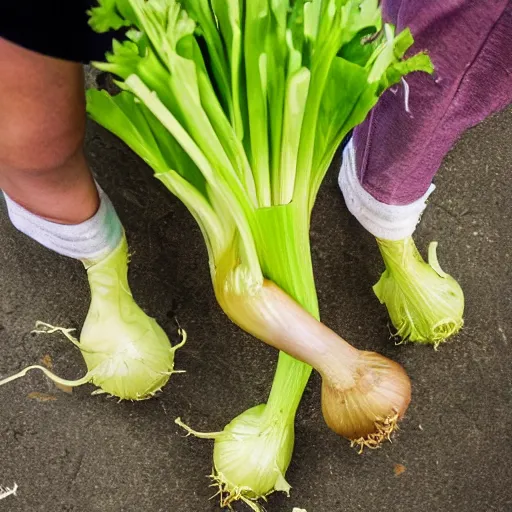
[{"xmin": 1, "ymin": 103, "xmax": 511, "ymax": 512}]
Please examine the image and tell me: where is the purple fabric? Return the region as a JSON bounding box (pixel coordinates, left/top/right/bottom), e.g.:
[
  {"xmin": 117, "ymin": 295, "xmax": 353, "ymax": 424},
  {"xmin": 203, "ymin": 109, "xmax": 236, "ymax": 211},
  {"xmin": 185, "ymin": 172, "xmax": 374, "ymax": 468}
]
[{"xmin": 354, "ymin": 0, "xmax": 512, "ymax": 205}]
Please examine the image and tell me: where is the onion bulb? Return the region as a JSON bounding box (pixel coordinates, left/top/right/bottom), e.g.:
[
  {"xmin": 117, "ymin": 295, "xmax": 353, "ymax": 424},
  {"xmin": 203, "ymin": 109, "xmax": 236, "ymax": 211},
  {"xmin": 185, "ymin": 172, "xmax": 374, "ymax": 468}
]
[
  {"xmin": 374, "ymin": 237, "xmax": 464, "ymax": 347},
  {"xmin": 177, "ymin": 404, "xmax": 293, "ymax": 511},
  {"xmin": 0, "ymin": 236, "xmax": 185, "ymax": 400},
  {"xmin": 216, "ymin": 267, "xmax": 411, "ymax": 451}
]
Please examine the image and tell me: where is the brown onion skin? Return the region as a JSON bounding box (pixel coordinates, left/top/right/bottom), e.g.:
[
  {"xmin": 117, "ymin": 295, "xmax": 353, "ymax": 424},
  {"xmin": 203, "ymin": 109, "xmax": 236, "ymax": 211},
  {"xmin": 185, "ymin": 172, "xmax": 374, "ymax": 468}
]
[
  {"xmin": 217, "ymin": 269, "xmax": 412, "ymax": 443},
  {"xmin": 321, "ymin": 351, "xmax": 411, "ymax": 440}
]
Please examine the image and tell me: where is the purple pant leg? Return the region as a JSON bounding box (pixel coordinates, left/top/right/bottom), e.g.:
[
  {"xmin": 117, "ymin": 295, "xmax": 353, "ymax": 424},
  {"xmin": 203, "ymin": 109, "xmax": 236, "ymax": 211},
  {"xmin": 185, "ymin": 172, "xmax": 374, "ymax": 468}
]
[{"xmin": 354, "ymin": 0, "xmax": 512, "ymax": 206}]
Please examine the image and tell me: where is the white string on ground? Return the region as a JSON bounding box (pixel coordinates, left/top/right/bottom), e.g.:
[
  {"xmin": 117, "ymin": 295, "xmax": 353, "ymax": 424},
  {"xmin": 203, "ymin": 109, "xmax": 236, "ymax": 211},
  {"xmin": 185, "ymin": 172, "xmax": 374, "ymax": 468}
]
[{"xmin": 0, "ymin": 483, "xmax": 18, "ymax": 500}]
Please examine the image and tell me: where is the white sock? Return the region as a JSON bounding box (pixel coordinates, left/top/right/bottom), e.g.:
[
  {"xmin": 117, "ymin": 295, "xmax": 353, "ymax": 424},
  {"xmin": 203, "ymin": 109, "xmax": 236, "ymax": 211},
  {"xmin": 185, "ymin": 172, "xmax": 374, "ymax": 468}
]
[
  {"xmin": 338, "ymin": 138, "xmax": 436, "ymax": 241},
  {"xmin": 2, "ymin": 183, "xmax": 123, "ymax": 265}
]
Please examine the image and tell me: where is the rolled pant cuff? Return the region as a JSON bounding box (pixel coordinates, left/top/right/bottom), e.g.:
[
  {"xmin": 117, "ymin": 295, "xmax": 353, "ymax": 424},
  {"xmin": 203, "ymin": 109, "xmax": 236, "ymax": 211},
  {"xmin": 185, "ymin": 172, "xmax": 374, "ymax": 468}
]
[{"xmin": 338, "ymin": 138, "xmax": 435, "ymax": 241}]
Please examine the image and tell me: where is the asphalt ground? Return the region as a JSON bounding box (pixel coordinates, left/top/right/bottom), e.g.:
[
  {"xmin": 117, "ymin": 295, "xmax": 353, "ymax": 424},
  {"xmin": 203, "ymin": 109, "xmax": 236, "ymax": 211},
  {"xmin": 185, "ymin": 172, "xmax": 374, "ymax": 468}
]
[{"xmin": 1, "ymin": 91, "xmax": 510, "ymax": 511}]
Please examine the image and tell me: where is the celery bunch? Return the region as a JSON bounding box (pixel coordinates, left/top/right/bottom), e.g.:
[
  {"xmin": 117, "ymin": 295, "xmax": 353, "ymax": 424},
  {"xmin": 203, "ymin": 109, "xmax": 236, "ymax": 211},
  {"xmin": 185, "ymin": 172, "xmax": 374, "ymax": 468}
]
[{"xmin": 86, "ymin": 0, "xmax": 432, "ymax": 507}]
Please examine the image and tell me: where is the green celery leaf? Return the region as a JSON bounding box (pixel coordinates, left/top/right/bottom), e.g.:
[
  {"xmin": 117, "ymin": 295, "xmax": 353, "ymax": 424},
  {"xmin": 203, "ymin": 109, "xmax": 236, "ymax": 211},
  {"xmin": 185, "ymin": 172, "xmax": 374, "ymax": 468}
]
[
  {"xmin": 303, "ymin": 0, "xmax": 321, "ymax": 43},
  {"xmin": 88, "ymin": 0, "xmax": 137, "ymax": 32},
  {"xmin": 244, "ymin": 0, "xmax": 272, "ymax": 206},
  {"xmin": 177, "ymin": 33, "xmax": 256, "ymax": 200},
  {"xmin": 86, "ymin": 89, "xmax": 169, "ymax": 173},
  {"xmin": 314, "ymin": 57, "xmax": 369, "ymax": 167},
  {"xmin": 180, "ymin": 0, "xmax": 233, "ymax": 118},
  {"xmin": 338, "ymin": 27, "xmax": 383, "ymax": 67},
  {"xmin": 287, "ymin": 0, "xmax": 307, "ymax": 64},
  {"xmin": 211, "ymin": 0, "xmax": 245, "ymax": 139},
  {"xmin": 378, "ymin": 53, "xmax": 434, "ymax": 95},
  {"xmin": 278, "ymin": 67, "xmax": 311, "ymax": 205},
  {"xmin": 267, "ymin": 2, "xmax": 288, "ymax": 203}
]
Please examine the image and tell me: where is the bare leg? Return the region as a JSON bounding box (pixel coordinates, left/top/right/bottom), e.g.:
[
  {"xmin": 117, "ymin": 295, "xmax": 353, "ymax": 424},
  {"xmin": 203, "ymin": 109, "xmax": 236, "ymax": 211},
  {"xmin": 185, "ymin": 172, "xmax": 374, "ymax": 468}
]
[
  {"xmin": 0, "ymin": 37, "xmax": 98, "ymax": 224},
  {"xmin": 0, "ymin": 37, "xmax": 179, "ymax": 400}
]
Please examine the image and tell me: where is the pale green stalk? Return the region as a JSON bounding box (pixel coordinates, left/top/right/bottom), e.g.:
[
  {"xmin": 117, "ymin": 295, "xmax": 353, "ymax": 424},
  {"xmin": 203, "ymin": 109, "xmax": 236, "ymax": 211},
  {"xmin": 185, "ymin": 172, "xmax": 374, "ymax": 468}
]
[
  {"xmin": 255, "ymin": 204, "xmax": 317, "ymax": 428},
  {"xmin": 245, "ymin": 0, "xmax": 271, "ymax": 206}
]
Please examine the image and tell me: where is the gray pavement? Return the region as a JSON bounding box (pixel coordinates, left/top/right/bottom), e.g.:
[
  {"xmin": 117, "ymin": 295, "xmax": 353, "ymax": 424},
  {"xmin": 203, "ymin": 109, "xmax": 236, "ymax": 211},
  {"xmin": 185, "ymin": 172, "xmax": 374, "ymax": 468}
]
[{"xmin": 1, "ymin": 100, "xmax": 511, "ymax": 512}]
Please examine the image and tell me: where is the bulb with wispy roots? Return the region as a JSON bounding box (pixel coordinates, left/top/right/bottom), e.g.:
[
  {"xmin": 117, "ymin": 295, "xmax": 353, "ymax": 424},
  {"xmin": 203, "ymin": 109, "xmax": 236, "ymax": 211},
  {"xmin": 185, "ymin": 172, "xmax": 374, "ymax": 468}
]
[
  {"xmin": 321, "ymin": 351, "xmax": 411, "ymax": 452},
  {"xmin": 176, "ymin": 404, "xmax": 293, "ymax": 511},
  {"xmin": 374, "ymin": 237, "xmax": 464, "ymax": 347},
  {"xmin": 0, "ymin": 236, "xmax": 185, "ymax": 400}
]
